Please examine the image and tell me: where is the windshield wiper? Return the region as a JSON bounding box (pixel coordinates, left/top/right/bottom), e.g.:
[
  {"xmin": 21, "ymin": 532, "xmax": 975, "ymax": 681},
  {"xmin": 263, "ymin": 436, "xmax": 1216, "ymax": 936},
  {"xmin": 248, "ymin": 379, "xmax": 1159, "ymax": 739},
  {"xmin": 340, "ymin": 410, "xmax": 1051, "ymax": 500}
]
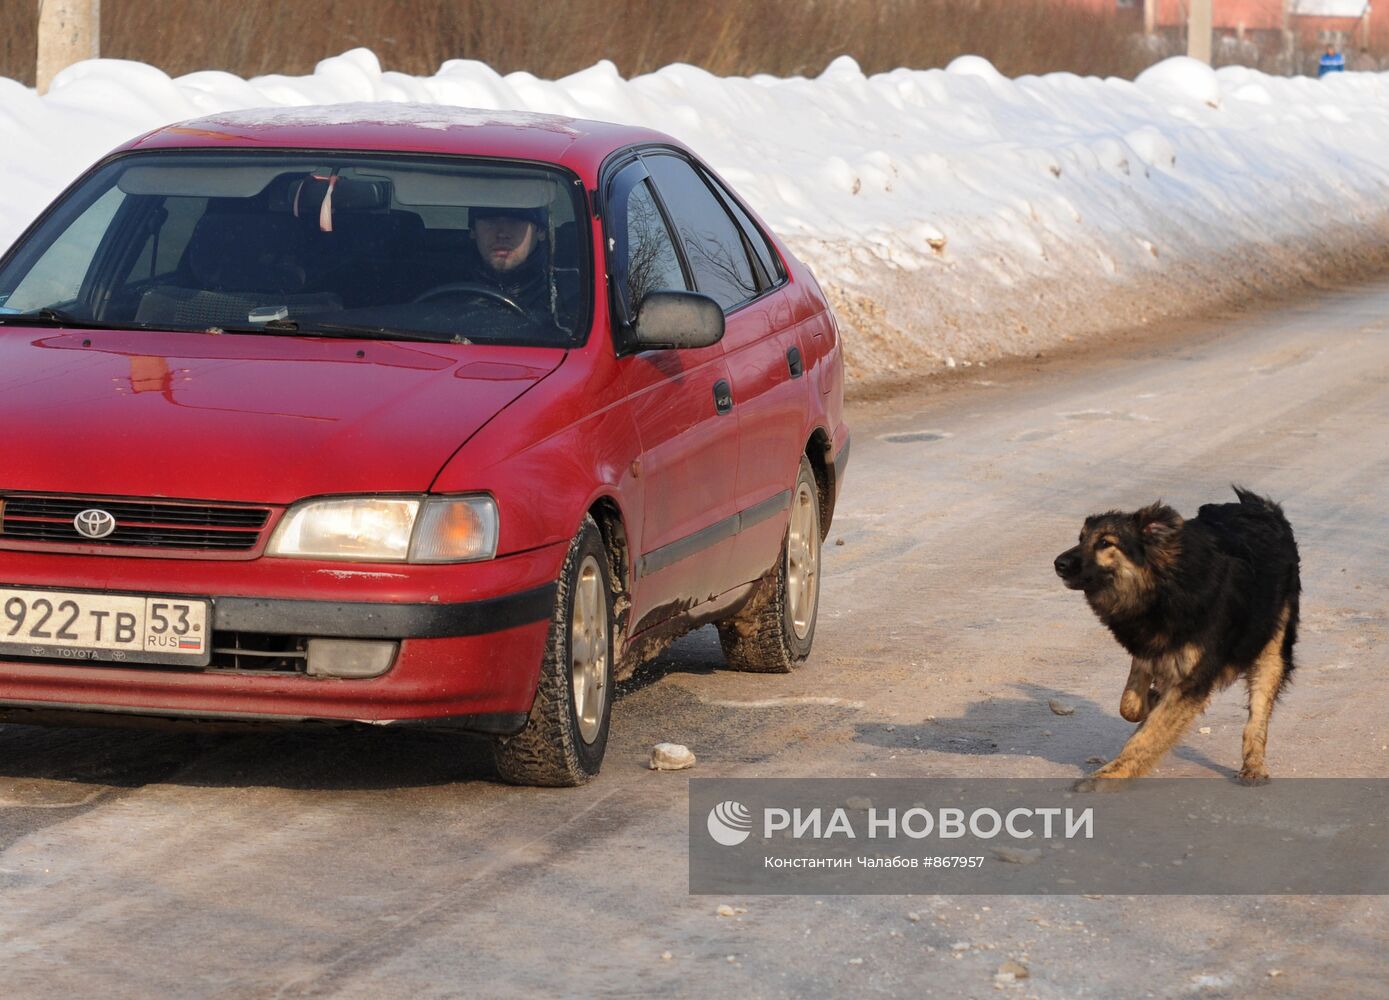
[
  {"xmin": 0, "ymin": 307, "xmax": 147, "ymax": 331},
  {"xmin": 0, "ymin": 308, "xmax": 475, "ymax": 345},
  {"xmin": 210, "ymin": 319, "xmax": 469, "ymax": 344}
]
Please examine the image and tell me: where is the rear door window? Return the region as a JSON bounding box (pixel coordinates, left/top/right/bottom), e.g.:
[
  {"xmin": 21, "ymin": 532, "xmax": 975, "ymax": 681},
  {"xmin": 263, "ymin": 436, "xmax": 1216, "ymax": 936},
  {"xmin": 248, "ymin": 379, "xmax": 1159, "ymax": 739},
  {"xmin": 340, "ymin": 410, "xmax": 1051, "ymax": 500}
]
[
  {"xmin": 644, "ymin": 153, "xmax": 758, "ymax": 311},
  {"xmin": 706, "ymin": 172, "xmax": 782, "ymax": 286}
]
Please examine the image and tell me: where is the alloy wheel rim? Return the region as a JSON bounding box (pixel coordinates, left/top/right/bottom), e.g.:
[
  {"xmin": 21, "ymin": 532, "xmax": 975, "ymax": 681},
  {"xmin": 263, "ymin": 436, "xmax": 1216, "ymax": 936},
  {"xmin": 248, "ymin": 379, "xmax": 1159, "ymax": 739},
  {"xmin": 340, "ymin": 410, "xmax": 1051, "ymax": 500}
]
[
  {"xmin": 786, "ymin": 480, "xmax": 820, "ymax": 640},
  {"xmin": 571, "ymin": 554, "xmax": 609, "ymax": 744}
]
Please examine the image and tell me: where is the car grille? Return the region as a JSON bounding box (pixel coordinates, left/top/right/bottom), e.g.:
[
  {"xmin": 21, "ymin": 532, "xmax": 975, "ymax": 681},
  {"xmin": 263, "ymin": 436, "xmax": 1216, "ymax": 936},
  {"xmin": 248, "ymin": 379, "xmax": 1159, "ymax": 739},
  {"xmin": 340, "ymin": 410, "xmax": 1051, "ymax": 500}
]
[
  {"xmin": 0, "ymin": 631, "xmax": 309, "ymax": 674},
  {"xmin": 0, "ymin": 494, "xmax": 271, "ymax": 553},
  {"xmin": 210, "ymin": 631, "xmax": 308, "ymax": 672}
]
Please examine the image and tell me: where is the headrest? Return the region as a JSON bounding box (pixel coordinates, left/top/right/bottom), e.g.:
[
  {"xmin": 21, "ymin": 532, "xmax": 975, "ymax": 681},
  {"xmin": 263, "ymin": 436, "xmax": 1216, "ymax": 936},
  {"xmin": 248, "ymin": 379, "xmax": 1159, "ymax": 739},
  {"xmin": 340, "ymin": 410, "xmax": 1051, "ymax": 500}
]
[
  {"xmin": 292, "ymin": 176, "xmax": 391, "ymax": 231},
  {"xmin": 328, "ymin": 210, "xmax": 425, "ymax": 248},
  {"xmin": 185, "ymin": 213, "xmax": 307, "ymax": 293}
]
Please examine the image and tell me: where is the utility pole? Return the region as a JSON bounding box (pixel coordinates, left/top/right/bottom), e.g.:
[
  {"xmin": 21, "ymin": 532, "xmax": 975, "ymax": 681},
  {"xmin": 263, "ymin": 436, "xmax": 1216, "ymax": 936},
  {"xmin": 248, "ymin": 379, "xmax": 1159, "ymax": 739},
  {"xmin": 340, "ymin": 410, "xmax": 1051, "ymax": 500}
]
[
  {"xmin": 1282, "ymin": 0, "xmax": 1296, "ymax": 72},
  {"xmin": 1144, "ymin": 0, "xmax": 1157, "ymax": 36},
  {"xmin": 1188, "ymin": 0, "xmax": 1213, "ymax": 63},
  {"xmin": 36, "ymin": 0, "xmax": 100, "ymax": 95}
]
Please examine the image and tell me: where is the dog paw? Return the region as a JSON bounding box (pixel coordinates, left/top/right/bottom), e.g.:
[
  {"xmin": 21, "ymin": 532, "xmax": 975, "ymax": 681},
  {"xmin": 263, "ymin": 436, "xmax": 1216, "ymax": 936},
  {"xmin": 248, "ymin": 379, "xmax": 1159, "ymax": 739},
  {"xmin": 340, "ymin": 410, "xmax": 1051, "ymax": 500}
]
[
  {"xmin": 1236, "ymin": 767, "xmax": 1270, "ymax": 786},
  {"xmin": 1118, "ymin": 690, "xmax": 1146, "ymax": 723},
  {"xmin": 1072, "ymin": 769, "xmax": 1134, "ymax": 793}
]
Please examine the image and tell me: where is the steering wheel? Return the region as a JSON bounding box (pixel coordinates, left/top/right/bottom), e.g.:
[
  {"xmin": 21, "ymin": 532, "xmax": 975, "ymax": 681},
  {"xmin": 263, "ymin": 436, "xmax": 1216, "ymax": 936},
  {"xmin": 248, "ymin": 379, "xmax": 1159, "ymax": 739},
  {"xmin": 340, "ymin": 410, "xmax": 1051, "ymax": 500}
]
[{"xmin": 412, "ymin": 281, "xmax": 527, "ymax": 316}]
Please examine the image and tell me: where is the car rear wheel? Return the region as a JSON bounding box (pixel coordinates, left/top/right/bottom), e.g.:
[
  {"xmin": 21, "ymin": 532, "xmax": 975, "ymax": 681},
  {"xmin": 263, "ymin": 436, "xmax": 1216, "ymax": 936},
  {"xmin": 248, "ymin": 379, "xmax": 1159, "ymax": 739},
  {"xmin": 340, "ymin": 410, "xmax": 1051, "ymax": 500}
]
[
  {"xmin": 717, "ymin": 456, "xmax": 821, "ymax": 673},
  {"xmin": 493, "ymin": 515, "xmax": 614, "ymax": 786}
]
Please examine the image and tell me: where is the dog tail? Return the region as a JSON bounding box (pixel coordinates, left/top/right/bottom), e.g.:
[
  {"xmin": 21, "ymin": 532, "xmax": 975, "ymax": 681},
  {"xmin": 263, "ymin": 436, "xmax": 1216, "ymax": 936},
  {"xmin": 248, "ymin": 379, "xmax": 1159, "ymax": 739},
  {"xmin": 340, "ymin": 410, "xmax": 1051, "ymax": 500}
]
[
  {"xmin": 1230, "ymin": 485, "xmax": 1294, "ymax": 533},
  {"xmin": 1231, "ymin": 485, "xmax": 1296, "ymax": 527},
  {"xmin": 1232, "ymin": 484, "xmax": 1276, "ymax": 510}
]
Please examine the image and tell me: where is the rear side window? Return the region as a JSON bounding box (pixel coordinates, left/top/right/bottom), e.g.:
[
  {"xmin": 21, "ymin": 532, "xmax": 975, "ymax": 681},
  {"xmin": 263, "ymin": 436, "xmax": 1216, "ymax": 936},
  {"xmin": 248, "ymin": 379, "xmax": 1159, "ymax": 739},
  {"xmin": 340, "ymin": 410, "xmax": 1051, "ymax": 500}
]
[
  {"xmin": 644, "ymin": 153, "xmax": 758, "ymax": 311},
  {"xmin": 624, "ymin": 179, "xmax": 687, "ymax": 312},
  {"xmin": 708, "ymin": 174, "xmax": 782, "ymax": 285}
]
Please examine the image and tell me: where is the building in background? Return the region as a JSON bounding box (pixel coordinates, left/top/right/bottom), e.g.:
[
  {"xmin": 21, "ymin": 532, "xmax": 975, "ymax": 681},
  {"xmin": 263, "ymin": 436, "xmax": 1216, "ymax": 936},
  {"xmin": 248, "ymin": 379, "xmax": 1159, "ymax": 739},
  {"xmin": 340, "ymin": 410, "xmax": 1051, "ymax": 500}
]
[
  {"xmin": 1072, "ymin": 0, "xmax": 1374, "ymax": 68},
  {"xmin": 1286, "ymin": 0, "xmax": 1372, "ymax": 50}
]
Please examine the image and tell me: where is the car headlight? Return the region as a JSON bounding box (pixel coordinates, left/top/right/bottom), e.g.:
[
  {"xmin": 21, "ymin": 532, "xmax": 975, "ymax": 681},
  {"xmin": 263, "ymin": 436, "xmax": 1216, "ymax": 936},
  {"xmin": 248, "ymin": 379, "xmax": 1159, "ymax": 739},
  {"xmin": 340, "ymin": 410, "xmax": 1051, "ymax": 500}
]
[{"xmin": 267, "ymin": 496, "xmax": 498, "ymax": 563}]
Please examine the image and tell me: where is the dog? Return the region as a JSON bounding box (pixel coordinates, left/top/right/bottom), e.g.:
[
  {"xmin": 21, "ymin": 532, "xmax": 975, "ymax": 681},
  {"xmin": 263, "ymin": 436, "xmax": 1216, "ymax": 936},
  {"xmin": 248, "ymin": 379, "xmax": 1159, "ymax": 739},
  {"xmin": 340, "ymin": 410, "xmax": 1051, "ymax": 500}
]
[{"xmin": 1054, "ymin": 487, "xmax": 1300, "ymax": 786}]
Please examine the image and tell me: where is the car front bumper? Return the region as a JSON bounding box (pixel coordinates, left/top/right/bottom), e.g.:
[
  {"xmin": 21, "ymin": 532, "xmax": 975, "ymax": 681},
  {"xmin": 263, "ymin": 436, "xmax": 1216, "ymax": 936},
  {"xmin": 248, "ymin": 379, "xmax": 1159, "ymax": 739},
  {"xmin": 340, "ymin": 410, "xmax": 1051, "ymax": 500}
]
[{"xmin": 0, "ymin": 542, "xmax": 567, "ymax": 732}]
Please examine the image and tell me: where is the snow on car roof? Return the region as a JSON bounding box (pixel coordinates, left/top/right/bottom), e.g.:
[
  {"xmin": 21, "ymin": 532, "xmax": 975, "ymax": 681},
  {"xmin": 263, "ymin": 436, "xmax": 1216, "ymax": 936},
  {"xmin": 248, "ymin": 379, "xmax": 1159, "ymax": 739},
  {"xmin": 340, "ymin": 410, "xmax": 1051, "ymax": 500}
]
[
  {"xmin": 127, "ymin": 102, "xmax": 672, "ymax": 168},
  {"xmin": 192, "ymin": 103, "xmax": 584, "ymax": 135}
]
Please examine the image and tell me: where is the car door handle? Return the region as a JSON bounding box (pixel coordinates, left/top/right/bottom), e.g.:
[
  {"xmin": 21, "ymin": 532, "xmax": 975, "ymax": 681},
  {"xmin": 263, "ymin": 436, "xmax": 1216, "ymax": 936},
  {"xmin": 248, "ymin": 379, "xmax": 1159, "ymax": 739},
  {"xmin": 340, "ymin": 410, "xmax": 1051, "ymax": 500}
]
[
  {"xmin": 787, "ymin": 346, "xmax": 804, "ymax": 379},
  {"xmin": 713, "ymin": 379, "xmax": 734, "ymax": 415}
]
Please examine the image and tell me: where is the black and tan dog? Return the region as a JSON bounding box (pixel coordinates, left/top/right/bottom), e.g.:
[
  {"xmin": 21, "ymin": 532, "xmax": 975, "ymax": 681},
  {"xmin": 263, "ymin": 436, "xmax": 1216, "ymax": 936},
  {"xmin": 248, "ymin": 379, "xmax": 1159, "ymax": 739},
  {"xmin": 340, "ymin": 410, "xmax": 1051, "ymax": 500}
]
[{"xmin": 1054, "ymin": 487, "xmax": 1300, "ymax": 786}]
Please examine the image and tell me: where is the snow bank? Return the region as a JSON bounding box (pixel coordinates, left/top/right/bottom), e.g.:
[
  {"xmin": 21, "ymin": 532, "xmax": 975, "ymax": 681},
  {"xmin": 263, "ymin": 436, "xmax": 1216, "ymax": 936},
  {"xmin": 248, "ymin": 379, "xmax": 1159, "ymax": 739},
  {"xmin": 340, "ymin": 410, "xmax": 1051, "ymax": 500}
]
[{"xmin": 5, "ymin": 48, "xmax": 1389, "ymax": 387}]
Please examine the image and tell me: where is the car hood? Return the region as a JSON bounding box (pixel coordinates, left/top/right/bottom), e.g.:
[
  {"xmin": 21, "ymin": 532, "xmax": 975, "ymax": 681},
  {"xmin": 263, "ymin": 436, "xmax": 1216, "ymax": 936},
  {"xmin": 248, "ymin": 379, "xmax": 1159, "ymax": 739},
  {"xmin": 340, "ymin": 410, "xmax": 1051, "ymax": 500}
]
[{"xmin": 0, "ymin": 328, "xmax": 565, "ymax": 504}]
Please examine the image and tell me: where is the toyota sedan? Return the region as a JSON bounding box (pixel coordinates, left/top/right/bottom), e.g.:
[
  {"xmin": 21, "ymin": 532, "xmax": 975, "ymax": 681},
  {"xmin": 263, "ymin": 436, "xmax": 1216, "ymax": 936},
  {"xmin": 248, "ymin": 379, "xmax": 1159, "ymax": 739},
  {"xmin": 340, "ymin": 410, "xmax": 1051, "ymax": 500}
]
[{"xmin": 0, "ymin": 104, "xmax": 848, "ymax": 785}]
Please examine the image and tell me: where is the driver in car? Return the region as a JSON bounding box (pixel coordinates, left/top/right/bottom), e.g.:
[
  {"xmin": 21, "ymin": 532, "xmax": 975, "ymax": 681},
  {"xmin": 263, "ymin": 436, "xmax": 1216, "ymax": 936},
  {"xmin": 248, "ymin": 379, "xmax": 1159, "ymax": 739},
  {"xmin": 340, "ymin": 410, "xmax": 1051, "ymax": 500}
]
[{"xmin": 469, "ymin": 205, "xmax": 551, "ymax": 318}]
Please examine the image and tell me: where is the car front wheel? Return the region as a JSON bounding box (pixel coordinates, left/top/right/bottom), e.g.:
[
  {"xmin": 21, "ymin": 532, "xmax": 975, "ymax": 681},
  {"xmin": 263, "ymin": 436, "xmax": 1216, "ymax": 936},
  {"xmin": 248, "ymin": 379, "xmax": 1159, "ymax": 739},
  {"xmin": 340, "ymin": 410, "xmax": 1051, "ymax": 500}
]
[
  {"xmin": 717, "ymin": 456, "xmax": 821, "ymax": 673},
  {"xmin": 494, "ymin": 515, "xmax": 614, "ymax": 786}
]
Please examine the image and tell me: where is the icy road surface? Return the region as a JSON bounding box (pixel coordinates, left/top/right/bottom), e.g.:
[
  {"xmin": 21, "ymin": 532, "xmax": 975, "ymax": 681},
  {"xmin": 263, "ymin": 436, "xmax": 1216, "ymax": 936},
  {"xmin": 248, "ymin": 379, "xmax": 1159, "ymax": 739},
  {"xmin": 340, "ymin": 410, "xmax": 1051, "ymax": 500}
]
[{"xmin": 1, "ymin": 280, "xmax": 1387, "ymax": 997}]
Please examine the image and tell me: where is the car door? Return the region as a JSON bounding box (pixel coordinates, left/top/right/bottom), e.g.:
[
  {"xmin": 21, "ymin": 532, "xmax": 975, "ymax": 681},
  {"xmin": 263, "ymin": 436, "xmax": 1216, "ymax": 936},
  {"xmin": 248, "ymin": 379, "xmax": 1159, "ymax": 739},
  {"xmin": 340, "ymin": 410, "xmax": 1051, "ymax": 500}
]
[
  {"xmin": 643, "ymin": 152, "xmax": 804, "ymax": 588},
  {"xmin": 606, "ymin": 159, "xmax": 740, "ymax": 632}
]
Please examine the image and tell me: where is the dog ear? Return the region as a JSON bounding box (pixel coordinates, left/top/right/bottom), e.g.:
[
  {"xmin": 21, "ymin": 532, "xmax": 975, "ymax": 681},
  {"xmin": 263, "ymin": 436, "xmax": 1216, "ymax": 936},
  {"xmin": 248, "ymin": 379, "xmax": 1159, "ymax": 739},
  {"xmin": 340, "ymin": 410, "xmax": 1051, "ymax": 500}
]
[{"xmin": 1136, "ymin": 502, "xmax": 1183, "ymax": 544}]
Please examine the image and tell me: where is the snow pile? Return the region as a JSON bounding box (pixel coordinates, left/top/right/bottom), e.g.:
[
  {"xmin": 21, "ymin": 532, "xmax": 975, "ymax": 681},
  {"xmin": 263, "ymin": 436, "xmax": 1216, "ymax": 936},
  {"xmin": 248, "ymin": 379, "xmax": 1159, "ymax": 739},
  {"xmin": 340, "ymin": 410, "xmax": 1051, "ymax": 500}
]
[{"xmin": 4, "ymin": 49, "xmax": 1389, "ymax": 387}]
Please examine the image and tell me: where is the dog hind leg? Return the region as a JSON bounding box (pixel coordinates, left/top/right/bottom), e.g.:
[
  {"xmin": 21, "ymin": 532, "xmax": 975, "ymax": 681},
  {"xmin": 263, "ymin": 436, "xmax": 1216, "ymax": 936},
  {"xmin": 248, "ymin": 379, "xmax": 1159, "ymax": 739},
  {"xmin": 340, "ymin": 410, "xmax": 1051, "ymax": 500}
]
[
  {"xmin": 1239, "ymin": 608, "xmax": 1291, "ymax": 785},
  {"xmin": 1090, "ymin": 688, "xmax": 1209, "ymax": 780}
]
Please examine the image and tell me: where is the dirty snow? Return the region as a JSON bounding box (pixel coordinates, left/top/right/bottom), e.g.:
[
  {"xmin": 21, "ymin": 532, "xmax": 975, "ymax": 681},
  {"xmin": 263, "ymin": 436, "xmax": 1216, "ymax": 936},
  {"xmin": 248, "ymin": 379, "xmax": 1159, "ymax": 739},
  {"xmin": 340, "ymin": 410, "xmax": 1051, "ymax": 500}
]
[{"xmin": 4, "ymin": 48, "xmax": 1389, "ymax": 387}]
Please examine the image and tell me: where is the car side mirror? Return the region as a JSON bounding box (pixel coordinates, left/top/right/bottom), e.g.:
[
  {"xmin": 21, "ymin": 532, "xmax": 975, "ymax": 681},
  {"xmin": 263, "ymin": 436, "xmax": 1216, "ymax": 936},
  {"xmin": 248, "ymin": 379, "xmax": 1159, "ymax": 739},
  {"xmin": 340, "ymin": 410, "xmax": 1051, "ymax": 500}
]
[{"xmin": 631, "ymin": 291, "xmax": 724, "ymax": 350}]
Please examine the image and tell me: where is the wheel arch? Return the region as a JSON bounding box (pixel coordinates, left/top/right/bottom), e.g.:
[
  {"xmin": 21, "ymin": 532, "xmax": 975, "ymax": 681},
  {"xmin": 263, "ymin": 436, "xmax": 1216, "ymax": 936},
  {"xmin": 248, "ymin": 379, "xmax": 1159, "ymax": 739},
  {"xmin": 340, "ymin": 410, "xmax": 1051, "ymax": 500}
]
[
  {"xmin": 805, "ymin": 427, "xmax": 835, "ymax": 539},
  {"xmin": 586, "ymin": 493, "xmax": 634, "ymax": 657}
]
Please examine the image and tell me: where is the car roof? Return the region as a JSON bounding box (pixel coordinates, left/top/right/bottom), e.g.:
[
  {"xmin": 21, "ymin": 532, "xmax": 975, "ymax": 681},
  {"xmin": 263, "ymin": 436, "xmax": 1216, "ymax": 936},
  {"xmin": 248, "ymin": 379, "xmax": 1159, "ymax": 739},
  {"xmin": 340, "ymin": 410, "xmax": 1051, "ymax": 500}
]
[{"xmin": 120, "ymin": 103, "xmax": 682, "ymax": 177}]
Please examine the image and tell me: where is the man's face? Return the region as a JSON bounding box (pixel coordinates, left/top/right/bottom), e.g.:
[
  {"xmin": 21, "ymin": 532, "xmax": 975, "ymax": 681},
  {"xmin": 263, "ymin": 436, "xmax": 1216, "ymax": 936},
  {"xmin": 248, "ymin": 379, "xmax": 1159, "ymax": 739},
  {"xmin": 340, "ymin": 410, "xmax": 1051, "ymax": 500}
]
[{"xmin": 474, "ymin": 215, "xmax": 539, "ymax": 273}]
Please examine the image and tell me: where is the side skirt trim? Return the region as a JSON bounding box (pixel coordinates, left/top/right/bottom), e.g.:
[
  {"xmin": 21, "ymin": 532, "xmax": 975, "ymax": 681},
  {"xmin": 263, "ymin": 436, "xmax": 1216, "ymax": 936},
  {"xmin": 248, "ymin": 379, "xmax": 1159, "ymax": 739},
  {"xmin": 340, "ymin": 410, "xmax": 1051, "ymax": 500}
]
[{"xmin": 636, "ymin": 489, "xmax": 791, "ymax": 578}]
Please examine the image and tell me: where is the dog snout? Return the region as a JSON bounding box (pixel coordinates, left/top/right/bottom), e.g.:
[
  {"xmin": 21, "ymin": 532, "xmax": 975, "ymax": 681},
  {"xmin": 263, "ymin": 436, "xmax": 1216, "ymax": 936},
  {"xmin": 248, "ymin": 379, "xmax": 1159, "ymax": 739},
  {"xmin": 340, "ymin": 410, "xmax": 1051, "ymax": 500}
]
[{"xmin": 1054, "ymin": 548, "xmax": 1081, "ymax": 579}]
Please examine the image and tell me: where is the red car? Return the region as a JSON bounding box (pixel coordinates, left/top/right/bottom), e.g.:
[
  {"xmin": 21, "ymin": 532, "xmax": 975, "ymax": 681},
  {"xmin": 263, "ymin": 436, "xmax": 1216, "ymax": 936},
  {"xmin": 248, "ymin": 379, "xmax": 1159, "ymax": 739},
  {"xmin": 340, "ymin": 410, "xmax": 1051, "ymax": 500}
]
[{"xmin": 0, "ymin": 105, "xmax": 848, "ymax": 784}]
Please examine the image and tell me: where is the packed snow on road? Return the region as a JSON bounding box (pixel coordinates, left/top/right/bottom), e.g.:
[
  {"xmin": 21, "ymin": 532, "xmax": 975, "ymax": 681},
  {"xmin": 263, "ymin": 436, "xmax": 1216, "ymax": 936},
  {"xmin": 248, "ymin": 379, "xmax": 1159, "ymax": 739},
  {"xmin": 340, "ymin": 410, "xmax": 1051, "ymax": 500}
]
[{"xmin": 3, "ymin": 49, "xmax": 1389, "ymax": 385}]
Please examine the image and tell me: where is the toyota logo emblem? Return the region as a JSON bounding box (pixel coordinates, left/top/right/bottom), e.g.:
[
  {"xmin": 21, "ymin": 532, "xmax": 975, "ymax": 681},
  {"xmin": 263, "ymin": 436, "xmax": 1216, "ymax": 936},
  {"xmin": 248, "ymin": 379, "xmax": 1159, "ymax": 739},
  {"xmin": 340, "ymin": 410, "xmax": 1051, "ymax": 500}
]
[{"xmin": 73, "ymin": 508, "xmax": 117, "ymax": 539}]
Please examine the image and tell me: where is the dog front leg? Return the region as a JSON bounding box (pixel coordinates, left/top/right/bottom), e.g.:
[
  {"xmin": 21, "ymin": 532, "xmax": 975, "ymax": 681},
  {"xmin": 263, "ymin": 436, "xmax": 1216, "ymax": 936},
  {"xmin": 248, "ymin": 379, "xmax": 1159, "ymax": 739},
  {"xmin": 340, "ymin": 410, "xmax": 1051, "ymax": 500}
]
[
  {"xmin": 1119, "ymin": 657, "xmax": 1154, "ymax": 723},
  {"xmin": 1089, "ymin": 687, "xmax": 1209, "ymax": 781}
]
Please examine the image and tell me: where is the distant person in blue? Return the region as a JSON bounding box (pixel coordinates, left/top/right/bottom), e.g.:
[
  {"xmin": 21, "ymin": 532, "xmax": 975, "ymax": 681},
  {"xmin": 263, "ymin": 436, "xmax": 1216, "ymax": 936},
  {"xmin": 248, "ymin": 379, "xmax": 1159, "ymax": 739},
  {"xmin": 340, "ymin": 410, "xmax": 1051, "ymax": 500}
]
[{"xmin": 1318, "ymin": 44, "xmax": 1346, "ymax": 77}]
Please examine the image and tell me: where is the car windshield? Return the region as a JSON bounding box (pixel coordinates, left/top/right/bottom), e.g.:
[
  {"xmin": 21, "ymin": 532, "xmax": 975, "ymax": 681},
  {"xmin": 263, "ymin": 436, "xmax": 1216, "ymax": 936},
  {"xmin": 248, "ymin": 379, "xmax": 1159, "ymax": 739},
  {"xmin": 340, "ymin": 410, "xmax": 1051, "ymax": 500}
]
[{"xmin": 0, "ymin": 151, "xmax": 588, "ymax": 346}]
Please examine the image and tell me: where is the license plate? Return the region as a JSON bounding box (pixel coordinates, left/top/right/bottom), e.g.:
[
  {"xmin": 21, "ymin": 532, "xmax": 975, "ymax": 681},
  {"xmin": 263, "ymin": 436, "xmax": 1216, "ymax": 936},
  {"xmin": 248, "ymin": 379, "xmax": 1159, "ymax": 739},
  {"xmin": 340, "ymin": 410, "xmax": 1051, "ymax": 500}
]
[{"xmin": 0, "ymin": 587, "xmax": 211, "ymax": 666}]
